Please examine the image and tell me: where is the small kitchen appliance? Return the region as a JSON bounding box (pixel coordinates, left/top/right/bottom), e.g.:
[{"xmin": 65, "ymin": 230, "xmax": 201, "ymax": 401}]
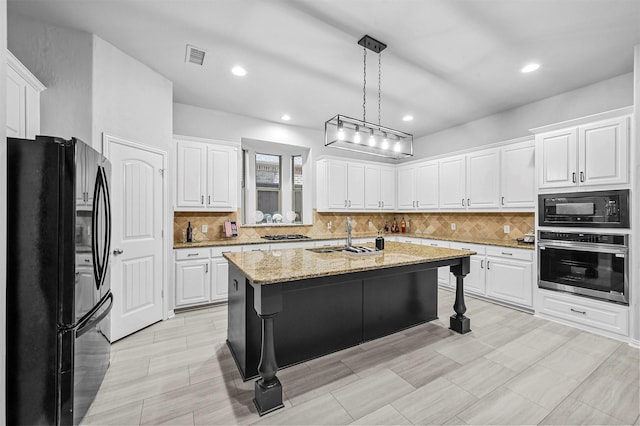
[{"xmin": 538, "ymin": 189, "xmax": 629, "ymax": 228}]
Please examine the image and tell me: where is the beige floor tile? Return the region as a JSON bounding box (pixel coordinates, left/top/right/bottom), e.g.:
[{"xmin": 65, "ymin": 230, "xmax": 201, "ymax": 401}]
[
  {"xmin": 186, "ymin": 326, "xmax": 227, "ymax": 349},
  {"xmin": 466, "ymin": 323, "xmax": 523, "ymax": 348},
  {"xmin": 538, "ymin": 344, "xmax": 603, "ymax": 381},
  {"xmin": 188, "ymin": 347, "xmax": 240, "ymax": 384},
  {"xmin": 304, "ymin": 345, "xmax": 365, "ymax": 371},
  {"xmin": 435, "ymin": 335, "xmax": 494, "ymax": 364},
  {"xmin": 140, "ymin": 375, "xmax": 238, "ymax": 424},
  {"xmin": 340, "ymin": 342, "xmax": 407, "ymax": 377},
  {"xmin": 505, "ymin": 364, "xmax": 581, "ymax": 410},
  {"xmin": 81, "ymin": 400, "xmax": 143, "ymax": 425},
  {"xmin": 154, "ymin": 321, "xmax": 218, "ymax": 344},
  {"xmin": 392, "ymin": 377, "xmax": 477, "ymax": 425},
  {"xmin": 391, "ymin": 347, "xmax": 461, "ymax": 388},
  {"xmin": 349, "ymin": 404, "xmax": 411, "ymax": 425},
  {"xmin": 254, "ymin": 393, "xmax": 352, "ymax": 425},
  {"xmin": 539, "ymin": 396, "xmax": 624, "ymax": 425},
  {"xmin": 442, "ymin": 415, "xmax": 468, "ymax": 425},
  {"xmin": 457, "ymin": 386, "xmax": 550, "ymax": 425},
  {"xmin": 113, "ymin": 335, "xmax": 188, "ymax": 364},
  {"xmin": 569, "ymin": 350, "xmax": 640, "ymax": 425},
  {"xmin": 111, "ymin": 331, "xmax": 155, "ymax": 352},
  {"xmin": 148, "ymin": 343, "xmax": 220, "ymax": 375},
  {"xmin": 156, "ymin": 412, "xmax": 195, "ymax": 425},
  {"xmin": 283, "ymin": 359, "xmax": 360, "ymax": 407},
  {"xmin": 484, "ymin": 340, "xmax": 547, "ymax": 372},
  {"xmin": 563, "ymin": 331, "xmax": 622, "ymax": 358},
  {"xmin": 88, "ymin": 367, "xmax": 191, "ymax": 417},
  {"xmin": 512, "ymin": 326, "xmax": 571, "ymax": 354},
  {"xmin": 331, "ymin": 369, "xmax": 414, "ymax": 420},
  {"xmin": 445, "ymin": 356, "xmax": 518, "ymax": 398},
  {"xmin": 101, "ymin": 357, "xmax": 150, "ymax": 387},
  {"xmin": 192, "ymin": 391, "xmax": 259, "ymax": 426}
]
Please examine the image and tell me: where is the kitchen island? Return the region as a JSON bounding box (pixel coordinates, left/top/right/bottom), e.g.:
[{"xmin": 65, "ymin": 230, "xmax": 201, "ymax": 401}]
[{"xmin": 224, "ymin": 241, "xmax": 473, "ymax": 415}]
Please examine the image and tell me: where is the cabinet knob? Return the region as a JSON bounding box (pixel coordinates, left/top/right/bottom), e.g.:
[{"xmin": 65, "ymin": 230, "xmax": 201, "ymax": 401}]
[
  {"xmin": 572, "ymin": 172, "xmax": 576, "ymax": 183},
  {"xmin": 579, "ymin": 171, "xmax": 585, "ymax": 182},
  {"xmin": 501, "ymin": 196, "xmax": 504, "ymax": 206},
  {"xmin": 201, "ymin": 195, "xmax": 204, "ymax": 204}
]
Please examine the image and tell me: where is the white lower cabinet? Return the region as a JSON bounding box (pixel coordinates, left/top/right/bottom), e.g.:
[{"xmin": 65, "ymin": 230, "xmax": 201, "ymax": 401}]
[
  {"xmin": 485, "ymin": 246, "xmax": 533, "ymax": 308},
  {"xmin": 211, "ymin": 257, "xmax": 230, "ymax": 302},
  {"xmin": 421, "ymin": 239, "xmax": 453, "ymax": 289},
  {"xmin": 175, "ymin": 257, "xmax": 211, "ymax": 307},
  {"xmin": 537, "ymin": 289, "xmax": 628, "ymax": 337},
  {"xmin": 449, "ymin": 243, "xmax": 487, "ymax": 296}
]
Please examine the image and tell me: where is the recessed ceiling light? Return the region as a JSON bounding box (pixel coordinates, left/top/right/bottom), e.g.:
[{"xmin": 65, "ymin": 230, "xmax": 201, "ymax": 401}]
[
  {"xmin": 402, "ymin": 115, "xmax": 414, "ymax": 122},
  {"xmin": 521, "ymin": 63, "xmax": 540, "ymax": 73},
  {"xmin": 281, "ymin": 114, "xmax": 291, "ymax": 121},
  {"xmin": 231, "ymin": 65, "xmax": 247, "ymax": 76}
]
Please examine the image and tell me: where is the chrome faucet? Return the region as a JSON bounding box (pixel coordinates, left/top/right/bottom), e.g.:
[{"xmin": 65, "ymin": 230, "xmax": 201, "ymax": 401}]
[{"xmin": 346, "ymin": 216, "xmax": 352, "ymax": 247}]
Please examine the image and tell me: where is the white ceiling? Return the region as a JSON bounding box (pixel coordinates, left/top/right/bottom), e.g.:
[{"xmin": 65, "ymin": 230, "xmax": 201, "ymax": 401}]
[{"xmin": 7, "ymin": 0, "xmax": 640, "ymax": 139}]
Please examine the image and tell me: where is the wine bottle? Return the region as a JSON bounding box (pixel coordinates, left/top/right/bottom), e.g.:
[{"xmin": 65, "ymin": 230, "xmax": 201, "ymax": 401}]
[{"xmin": 186, "ymin": 221, "xmax": 193, "ymax": 243}]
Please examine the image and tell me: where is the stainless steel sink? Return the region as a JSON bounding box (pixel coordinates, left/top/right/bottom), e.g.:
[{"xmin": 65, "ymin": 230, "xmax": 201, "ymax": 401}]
[{"xmin": 306, "ymin": 246, "xmax": 346, "ymax": 253}]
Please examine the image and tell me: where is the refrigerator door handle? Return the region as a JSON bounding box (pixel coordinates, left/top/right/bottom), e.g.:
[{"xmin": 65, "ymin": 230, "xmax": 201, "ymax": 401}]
[
  {"xmin": 76, "ymin": 293, "xmax": 113, "ymax": 338},
  {"xmin": 91, "ymin": 166, "xmax": 112, "ymax": 290}
]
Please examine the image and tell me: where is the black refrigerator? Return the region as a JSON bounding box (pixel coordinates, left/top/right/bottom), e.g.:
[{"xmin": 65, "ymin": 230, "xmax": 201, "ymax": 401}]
[{"xmin": 6, "ymin": 136, "xmax": 113, "ymax": 425}]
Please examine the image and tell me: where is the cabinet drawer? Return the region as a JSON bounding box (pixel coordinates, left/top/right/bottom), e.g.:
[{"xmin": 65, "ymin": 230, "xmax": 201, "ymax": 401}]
[
  {"xmin": 422, "ymin": 239, "xmax": 450, "ymax": 249},
  {"xmin": 76, "ymin": 253, "xmax": 93, "ymax": 266},
  {"xmin": 539, "ymin": 290, "xmax": 629, "ymax": 336},
  {"xmin": 175, "ymin": 248, "xmax": 209, "ymax": 260},
  {"xmin": 486, "ymin": 246, "xmax": 532, "ymax": 261},
  {"xmin": 211, "ymin": 245, "xmax": 243, "ymax": 258},
  {"xmin": 449, "ymin": 242, "xmax": 486, "ymax": 255}
]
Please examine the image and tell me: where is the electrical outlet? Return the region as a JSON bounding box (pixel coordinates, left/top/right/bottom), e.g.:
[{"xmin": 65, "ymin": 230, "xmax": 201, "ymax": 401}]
[
  {"xmin": 369, "ymin": 220, "xmax": 374, "ymax": 228},
  {"xmin": 327, "ymin": 221, "xmax": 332, "ymax": 230},
  {"xmin": 202, "ymin": 224, "xmax": 208, "ymax": 233},
  {"xmin": 451, "ymin": 223, "xmax": 456, "ymax": 231},
  {"xmin": 406, "ymin": 220, "xmax": 410, "ymax": 229},
  {"xmin": 504, "ymin": 225, "xmax": 510, "ymax": 234}
]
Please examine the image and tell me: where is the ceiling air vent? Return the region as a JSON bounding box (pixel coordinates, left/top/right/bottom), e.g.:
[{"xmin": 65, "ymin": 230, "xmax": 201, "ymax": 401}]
[{"xmin": 185, "ymin": 44, "xmax": 206, "ymax": 65}]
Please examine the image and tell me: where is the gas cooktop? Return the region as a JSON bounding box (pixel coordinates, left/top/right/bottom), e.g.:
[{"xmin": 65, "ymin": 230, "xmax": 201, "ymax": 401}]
[{"xmin": 262, "ymin": 234, "xmax": 311, "ymax": 241}]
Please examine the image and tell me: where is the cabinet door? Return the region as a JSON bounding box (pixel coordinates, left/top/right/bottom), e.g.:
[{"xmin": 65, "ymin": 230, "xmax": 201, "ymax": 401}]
[
  {"xmin": 347, "ymin": 163, "xmax": 365, "ymax": 209},
  {"xmin": 176, "ymin": 141, "xmax": 207, "ymax": 208},
  {"xmin": 75, "ymin": 142, "xmax": 87, "ymax": 206},
  {"xmin": 537, "ymin": 128, "xmax": 578, "ymax": 189},
  {"xmin": 379, "ymin": 166, "xmax": 396, "ymax": 210},
  {"xmin": 463, "ymin": 255, "xmax": 486, "ymax": 295},
  {"xmin": 439, "ymin": 155, "xmax": 466, "ymax": 210},
  {"xmin": 6, "ymin": 65, "xmax": 25, "ymax": 138},
  {"xmin": 578, "ymin": 117, "xmax": 629, "ymax": 187},
  {"xmin": 423, "ymin": 240, "xmax": 451, "ymax": 287},
  {"xmin": 500, "ymin": 140, "xmax": 535, "ymax": 208},
  {"xmin": 485, "ymin": 257, "xmax": 533, "ymax": 307},
  {"xmin": 206, "ymin": 145, "xmax": 237, "ymax": 210},
  {"xmin": 466, "ymin": 149, "xmax": 500, "ymax": 209},
  {"xmin": 175, "ymin": 259, "xmax": 211, "ymax": 306},
  {"xmin": 326, "ymin": 160, "xmax": 348, "ymax": 210},
  {"xmin": 396, "ymin": 166, "xmax": 416, "ymax": 210},
  {"xmin": 211, "ymin": 258, "xmax": 229, "ymax": 302},
  {"xmin": 364, "ymin": 165, "xmax": 382, "ymax": 209},
  {"xmin": 416, "ymin": 161, "xmax": 438, "ymax": 210}
]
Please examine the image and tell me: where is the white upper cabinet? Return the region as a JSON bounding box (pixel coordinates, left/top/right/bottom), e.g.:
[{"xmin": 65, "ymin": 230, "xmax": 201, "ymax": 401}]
[
  {"xmin": 439, "ymin": 154, "xmax": 467, "ymax": 210},
  {"xmin": 466, "ymin": 148, "xmax": 500, "ymax": 209},
  {"xmin": 6, "ymin": 50, "xmax": 45, "ymax": 139},
  {"xmin": 365, "ymin": 164, "xmax": 396, "ymax": 210},
  {"xmin": 396, "ymin": 160, "xmax": 438, "ymax": 211},
  {"xmin": 347, "ymin": 162, "xmax": 365, "ymax": 209},
  {"xmin": 500, "ymin": 139, "xmax": 535, "ymax": 208},
  {"xmin": 175, "ymin": 137, "xmax": 238, "ymax": 211},
  {"xmin": 537, "ymin": 115, "xmax": 629, "ymax": 190}
]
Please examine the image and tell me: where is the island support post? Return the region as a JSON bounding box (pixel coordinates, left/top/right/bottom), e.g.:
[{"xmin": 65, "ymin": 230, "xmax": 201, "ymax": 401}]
[
  {"xmin": 251, "ymin": 282, "xmax": 284, "ymax": 416},
  {"xmin": 450, "ymin": 257, "xmax": 471, "ymax": 334}
]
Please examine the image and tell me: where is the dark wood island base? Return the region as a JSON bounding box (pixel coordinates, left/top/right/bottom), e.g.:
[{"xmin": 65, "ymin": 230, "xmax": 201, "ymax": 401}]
[{"xmin": 225, "ymin": 242, "xmax": 473, "ymax": 416}]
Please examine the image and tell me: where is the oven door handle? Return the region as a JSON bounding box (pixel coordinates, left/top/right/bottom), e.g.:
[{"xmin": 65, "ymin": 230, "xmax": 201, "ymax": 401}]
[{"xmin": 538, "ymin": 241, "xmax": 627, "ymax": 255}]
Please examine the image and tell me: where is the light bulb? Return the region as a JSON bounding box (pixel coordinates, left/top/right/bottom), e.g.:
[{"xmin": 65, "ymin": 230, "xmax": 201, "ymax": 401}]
[
  {"xmin": 337, "ymin": 121, "xmax": 345, "ymax": 141},
  {"xmin": 381, "ymin": 133, "xmax": 389, "ymax": 150},
  {"xmin": 368, "ymin": 130, "xmax": 376, "ymax": 147},
  {"xmin": 393, "ymin": 142, "xmax": 401, "ymax": 153},
  {"xmin": 353, "ymin": 126, "xmax": 361, "ymax": 144}
]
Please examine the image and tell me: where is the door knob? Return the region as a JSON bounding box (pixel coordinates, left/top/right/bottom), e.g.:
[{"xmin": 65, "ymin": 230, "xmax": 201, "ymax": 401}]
[{"xmin": 113, "ymin": 248, "xmax": 124, "ymax": 255}]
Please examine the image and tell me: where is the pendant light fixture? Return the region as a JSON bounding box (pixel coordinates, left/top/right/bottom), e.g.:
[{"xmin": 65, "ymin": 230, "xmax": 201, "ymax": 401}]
[{"xmin": 325, "ymin": 35, "xmax": 413, "ymax": 159}]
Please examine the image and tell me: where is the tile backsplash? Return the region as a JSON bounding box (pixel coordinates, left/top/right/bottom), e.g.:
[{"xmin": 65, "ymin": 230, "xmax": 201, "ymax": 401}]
[{"xmin": 174, "ymin": 210, "xmax": 534, "ymax": 245}]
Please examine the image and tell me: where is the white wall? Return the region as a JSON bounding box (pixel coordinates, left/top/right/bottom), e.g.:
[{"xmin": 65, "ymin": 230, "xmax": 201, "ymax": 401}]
[
  {"xmin": 632, "ymin": 45, "xmax": 640, "ymax": 347},
  {"xmin": 7, "ymin": 12, "xmax": 92, "ymax": 144},
  {"xmin": 412, "ymin": 73, "xmax": 634, "ymax": 159},
  {"xmin": 1, "ymin": 1, "xmax": 8, "ymax": 420}
]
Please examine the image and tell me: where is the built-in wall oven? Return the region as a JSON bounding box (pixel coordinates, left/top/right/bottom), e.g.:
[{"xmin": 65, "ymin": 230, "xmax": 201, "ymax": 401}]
[{"xmin": 538, "ymin": 231, "xmax": 629, "ymax": 305}]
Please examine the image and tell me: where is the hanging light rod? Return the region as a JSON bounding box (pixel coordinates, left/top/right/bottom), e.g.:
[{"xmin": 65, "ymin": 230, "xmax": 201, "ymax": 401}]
[
  {"xmin": 324, "ymin": 34, "xmax": 413, "ymax": 160},
  {"xmin": 357, "ymin": 35, "xmax": 387, "ymax": 54}
]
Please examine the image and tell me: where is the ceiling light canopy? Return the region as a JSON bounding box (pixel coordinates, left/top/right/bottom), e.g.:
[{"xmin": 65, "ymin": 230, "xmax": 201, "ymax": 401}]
[
  {"xmin": 231, "ymin": 65, "xmax": 247, "ymax": 76},
  {"xmin": 402, "ymin": 115, "xmax": 414, "ymax": 122},
  {"xmin": 521, "ymin": 63, "xmax": 540, "ymax": 73},
  {"xmin": 281, "ymin": 114, "xmax": 291, "ymax": 121},
  {"xmin": 324, "ymin": 35, "xmax": 413, "ymax": 159}
]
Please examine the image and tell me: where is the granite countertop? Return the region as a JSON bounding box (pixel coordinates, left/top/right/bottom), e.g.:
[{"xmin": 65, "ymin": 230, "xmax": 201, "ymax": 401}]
[
  {"xmin": 173, "ymin": 233, "xmax": 534, "ymax": 250},
  {"xmin": 224, "ymin": 241, "xmax": 475, "ymax": 285}
]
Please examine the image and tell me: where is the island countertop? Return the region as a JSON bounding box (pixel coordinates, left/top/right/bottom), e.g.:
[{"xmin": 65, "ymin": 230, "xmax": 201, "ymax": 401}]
[{"xmin": 224, "ymin": 241, "xmax": 475, "ymax": 285}]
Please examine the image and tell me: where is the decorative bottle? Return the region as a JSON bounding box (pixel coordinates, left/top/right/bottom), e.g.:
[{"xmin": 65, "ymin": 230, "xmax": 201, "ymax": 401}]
[
  {"xmin": 186, "ymin": 221, "xmax": 193, "ymax": 243},
  {"xmin": 400, "ymin": 217, "xmax": 406, "ymax": 233}
]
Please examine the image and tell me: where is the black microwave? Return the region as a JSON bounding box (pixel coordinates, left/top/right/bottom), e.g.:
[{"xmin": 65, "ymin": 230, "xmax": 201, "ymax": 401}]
[{"xmin": 539, "ymin": 189, "xmax": 629, "ymax": 228}]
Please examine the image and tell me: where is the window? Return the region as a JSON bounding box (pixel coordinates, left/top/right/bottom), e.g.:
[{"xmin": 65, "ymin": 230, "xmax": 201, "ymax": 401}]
[
  {"xmin": 255, "ymin": 154, "xmax": 281, "ymax": 223},
  {"xmin": 241, "ymin": 138, "xmax": 309, "ymax": 225},
  {"xmin": 292, "ymin": 155, "xmax": 303, "ymax": 223}
]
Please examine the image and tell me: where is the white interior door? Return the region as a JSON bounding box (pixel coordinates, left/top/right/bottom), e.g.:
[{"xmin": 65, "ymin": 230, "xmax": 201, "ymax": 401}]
[{"xmin": 105, "ymin": 134, "xmax": 165, "ymax": 341}]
